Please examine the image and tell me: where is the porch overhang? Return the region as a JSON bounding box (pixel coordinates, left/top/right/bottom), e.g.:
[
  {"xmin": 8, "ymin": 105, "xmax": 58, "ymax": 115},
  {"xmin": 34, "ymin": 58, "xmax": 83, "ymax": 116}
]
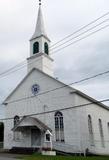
[{"xmin": 12, "ymin": 116, "xmax": 52, "ymax": 133}]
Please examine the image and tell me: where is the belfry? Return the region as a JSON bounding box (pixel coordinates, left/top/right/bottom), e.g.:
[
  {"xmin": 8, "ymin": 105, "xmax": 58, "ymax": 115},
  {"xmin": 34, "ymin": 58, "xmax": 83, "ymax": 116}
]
[{"xmin": 27, "ymin": 0, "xmax": 54, "ymax": 76}]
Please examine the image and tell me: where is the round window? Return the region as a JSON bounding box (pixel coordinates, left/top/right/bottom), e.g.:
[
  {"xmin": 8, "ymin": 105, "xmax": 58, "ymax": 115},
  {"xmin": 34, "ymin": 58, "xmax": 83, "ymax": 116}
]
[{"xmin": 31, "ymin": 84, "xmax": 40, "ymax": 95}]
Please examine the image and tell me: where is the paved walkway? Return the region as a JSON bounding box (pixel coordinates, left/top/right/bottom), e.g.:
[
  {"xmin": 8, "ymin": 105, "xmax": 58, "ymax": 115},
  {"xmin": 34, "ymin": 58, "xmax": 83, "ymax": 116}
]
[
  {"xmin": 0, "ymin": 157, "xmax": 19, "ymax": 160},
  {"xmin": 0, "ymin": 153, "xmax": 23, "ymax": 160}
]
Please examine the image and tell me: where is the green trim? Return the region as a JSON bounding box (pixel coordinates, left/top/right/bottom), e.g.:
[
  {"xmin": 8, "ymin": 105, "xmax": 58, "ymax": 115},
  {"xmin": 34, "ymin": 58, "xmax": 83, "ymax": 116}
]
[
  {"xmin": 44, "ymin": 42, "xmax": 49, "ymax": 55},
  {"xmin": 33, "ymin": 42, "xmax": 39, "ymax": 54}
]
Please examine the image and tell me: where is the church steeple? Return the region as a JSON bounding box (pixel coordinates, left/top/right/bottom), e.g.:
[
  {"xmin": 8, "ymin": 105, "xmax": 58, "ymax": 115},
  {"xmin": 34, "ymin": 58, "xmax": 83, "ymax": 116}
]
[
  {"xmin": 30, "ymin": 0, "xmax": 50, "ymax": 41},
  {"xmin": 27, "ymin": 1, "xmax": 54, "ymax": 76},
  {"xmin": 29, "ymin": 0, "xmax": 50, "ymax": 57}
]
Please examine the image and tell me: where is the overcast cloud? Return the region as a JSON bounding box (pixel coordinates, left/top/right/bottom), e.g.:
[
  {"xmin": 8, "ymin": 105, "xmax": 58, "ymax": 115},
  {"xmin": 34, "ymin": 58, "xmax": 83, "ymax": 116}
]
[{"xmin": 0, "ymin": 0, "xmax": 109, "ymax": 117}]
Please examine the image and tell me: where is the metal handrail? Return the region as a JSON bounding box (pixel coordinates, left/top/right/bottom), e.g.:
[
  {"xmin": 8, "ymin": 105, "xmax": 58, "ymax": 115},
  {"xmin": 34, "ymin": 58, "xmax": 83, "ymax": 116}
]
[{"xmin": 52, "ymin": 141, "xmax": 81, "ymax": 153}]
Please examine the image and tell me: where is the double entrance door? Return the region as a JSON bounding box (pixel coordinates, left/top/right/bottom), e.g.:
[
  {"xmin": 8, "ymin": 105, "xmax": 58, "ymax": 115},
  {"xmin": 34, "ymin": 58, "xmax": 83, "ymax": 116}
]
[{"xmin": 31, "ymin": 129, "xmax": 41, "ymax": 147}]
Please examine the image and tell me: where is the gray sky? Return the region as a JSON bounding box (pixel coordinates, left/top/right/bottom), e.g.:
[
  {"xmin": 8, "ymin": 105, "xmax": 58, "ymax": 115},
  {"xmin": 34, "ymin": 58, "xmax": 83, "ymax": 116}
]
[{"xmin": 0, "ymin": 0, "xmax": 109, "ymax": 117}]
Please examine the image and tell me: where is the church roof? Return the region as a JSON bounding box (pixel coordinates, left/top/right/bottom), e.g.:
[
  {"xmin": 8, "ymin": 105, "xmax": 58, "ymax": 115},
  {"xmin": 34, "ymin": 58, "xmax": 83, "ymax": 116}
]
[
  {"xmin": 12, "ymin": 116, "xmax": 52, "ymax": 132},
  {"xmin": 30, "ymin": 5, "xmax": 50, "ymax": 41},
  {"xmin": 3, "ymin": 68, "xmax": 109, "ymax": 111}
]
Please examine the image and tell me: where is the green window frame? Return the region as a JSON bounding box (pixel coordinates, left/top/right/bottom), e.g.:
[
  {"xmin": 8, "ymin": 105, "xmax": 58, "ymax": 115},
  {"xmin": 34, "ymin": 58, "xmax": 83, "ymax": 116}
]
[
  {"xmin": 44, "ymin": 42, "xmax": 49, "ymax": 55},
  {"xmin": 33, "ymin": 42, "xmax": 39, "ymax": 54}
]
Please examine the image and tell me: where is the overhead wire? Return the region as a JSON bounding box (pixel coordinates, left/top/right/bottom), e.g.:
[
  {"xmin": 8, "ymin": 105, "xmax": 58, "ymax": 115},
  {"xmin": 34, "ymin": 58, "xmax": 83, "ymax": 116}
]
[
  {"xmin": 1, "ymin": 98, "xmax": 109, "ymax": 121},
  {"xmin": 0, "ymin": 12, "xmax": 109, "ymax": 78},
  {"xmin": 50, "ymin": 11, "xmax": 109, "ymax": 48},
  {"xmin": 0, "ymin": 60, "xmax": 26, "ymax": 76},
  {"xmin": 50, "ymin": 18, "xmax": 109, "ymax": 51},
  {"xmin": 2, "ymin": 69, "xmax": 109, "ymax": 105},
  {"xmin": 0, "ymin": 13, "xmax": 109, "ymax": 107},
  {"xmin": 0, "ymin": 13, "xmax": 109, "ymax": 122},
  {"xmin": 0, "ymin": 60, "xmax": 26, "ymax": 77},
  {"xmin": 0, "ymin": 55, "xmax": 45, "ymax": 78},
  {"xmin": 0, "ymin": 22, "xmax": 109, "ymax": 79},
  {"xmin": 51, "ymin": 24, "xmax": 109, "ymax": 54}
]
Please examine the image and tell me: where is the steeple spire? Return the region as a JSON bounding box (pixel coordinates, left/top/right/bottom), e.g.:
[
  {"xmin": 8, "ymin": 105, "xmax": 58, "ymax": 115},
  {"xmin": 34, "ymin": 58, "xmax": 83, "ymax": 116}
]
[{"xmin": 30, "ymin": 0, "xmax": 50, "ymax": 41}]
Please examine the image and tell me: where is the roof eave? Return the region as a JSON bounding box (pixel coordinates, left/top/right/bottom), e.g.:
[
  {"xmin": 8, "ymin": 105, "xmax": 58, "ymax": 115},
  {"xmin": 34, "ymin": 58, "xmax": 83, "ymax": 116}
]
[
  {"xmin": 30, "ymin": 34, "xmax": 51, "ymax": 42},
  {"xmin": 70, "ymin": 90, "xmax": 109, "ymax": 110}
]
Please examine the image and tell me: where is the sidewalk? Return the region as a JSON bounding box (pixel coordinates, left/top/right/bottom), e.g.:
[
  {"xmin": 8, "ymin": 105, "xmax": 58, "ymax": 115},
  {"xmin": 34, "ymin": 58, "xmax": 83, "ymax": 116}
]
[{"xmin": 0, "ymin": 153, "xmax": 25, "ymax": 160}]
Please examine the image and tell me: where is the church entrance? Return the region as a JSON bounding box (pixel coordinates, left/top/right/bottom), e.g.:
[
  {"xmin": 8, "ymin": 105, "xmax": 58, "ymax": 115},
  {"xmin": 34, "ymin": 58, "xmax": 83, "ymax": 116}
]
[{"xmin": 31, "ymin": 129, "xmax": 41, "ymax": 147}]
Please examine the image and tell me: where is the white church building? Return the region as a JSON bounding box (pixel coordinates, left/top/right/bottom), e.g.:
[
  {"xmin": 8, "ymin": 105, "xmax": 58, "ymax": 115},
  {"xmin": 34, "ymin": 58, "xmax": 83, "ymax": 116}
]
[{"xmin": 3, "ymin": 1, "xmax": 109, "ymax": 155}]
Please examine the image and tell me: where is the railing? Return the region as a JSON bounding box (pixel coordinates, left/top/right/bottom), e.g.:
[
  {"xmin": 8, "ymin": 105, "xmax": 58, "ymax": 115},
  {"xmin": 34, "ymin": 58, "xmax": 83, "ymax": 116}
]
[
  {"xmin": 0, "ymin": 142, "xmax": 3, "ymax": 149},
  {"xmin": 52, "ymin": 141, "xmax": 82, "ymax": 154}
]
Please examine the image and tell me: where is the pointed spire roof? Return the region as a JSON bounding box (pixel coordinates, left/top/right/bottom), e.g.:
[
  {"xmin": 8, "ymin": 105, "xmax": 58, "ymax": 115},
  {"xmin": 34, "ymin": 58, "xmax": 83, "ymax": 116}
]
[{"xmin": 30, "ymin": 3, "xmax": 50, "ymax": 41}]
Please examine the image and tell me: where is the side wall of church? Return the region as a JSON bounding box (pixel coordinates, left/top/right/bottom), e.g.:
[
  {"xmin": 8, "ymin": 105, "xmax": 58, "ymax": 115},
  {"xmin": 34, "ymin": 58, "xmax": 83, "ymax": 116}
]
[{"xmin": 75, "ymin": 94, "xmax": 109, "ymax": 155}]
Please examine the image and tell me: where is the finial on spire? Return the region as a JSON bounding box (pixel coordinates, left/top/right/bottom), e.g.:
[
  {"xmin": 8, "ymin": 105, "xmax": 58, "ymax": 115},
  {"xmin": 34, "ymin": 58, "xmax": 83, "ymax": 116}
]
[
  {"xmin": 39, "ymin": 0, "xmax": 41, "ymax": 6},
  {"xmin": 30, "ymin": 0, "xmax": 50, "ymax": 41}
]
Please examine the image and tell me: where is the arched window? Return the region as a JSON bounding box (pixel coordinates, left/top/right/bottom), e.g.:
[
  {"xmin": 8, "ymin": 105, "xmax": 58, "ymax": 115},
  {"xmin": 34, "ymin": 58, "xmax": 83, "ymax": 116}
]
[
  {"xmin": 107, "ymin": 122, "xmax": 109, "ymax": 137},
  {"xmin": 88, "ymin": 115, "xmax": 94, "ymax": 146},
  {"xmin": 44, "ymin": 42, "xmax": 49, "ymax": 55},
  {"xmin": 99, "ymin": 119, "xmax": 105, "ymax": 147},
  {"xmin": 14, "ymin": 116, "xmax": 20, "ymax": 126},
  {"xmin": 55, "ymin": 111, "xmax": 64, "ymax": 142},
  {"xmin": 33, "ymin": 42, "xmax": 39, "ymax": 54}
]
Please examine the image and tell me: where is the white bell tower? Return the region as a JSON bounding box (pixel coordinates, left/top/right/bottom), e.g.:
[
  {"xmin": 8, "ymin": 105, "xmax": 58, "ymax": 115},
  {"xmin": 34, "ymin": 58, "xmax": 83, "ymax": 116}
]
[{"xmin": 27, "ymin": 0, "xmax": 54, "ymax": 76}]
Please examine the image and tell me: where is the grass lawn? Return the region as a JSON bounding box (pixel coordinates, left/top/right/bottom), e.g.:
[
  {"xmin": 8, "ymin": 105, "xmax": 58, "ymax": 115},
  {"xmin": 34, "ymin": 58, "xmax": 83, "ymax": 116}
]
[{"xmin": 23, "ymin": 154, "xmax": 109, "ymax": 160}]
